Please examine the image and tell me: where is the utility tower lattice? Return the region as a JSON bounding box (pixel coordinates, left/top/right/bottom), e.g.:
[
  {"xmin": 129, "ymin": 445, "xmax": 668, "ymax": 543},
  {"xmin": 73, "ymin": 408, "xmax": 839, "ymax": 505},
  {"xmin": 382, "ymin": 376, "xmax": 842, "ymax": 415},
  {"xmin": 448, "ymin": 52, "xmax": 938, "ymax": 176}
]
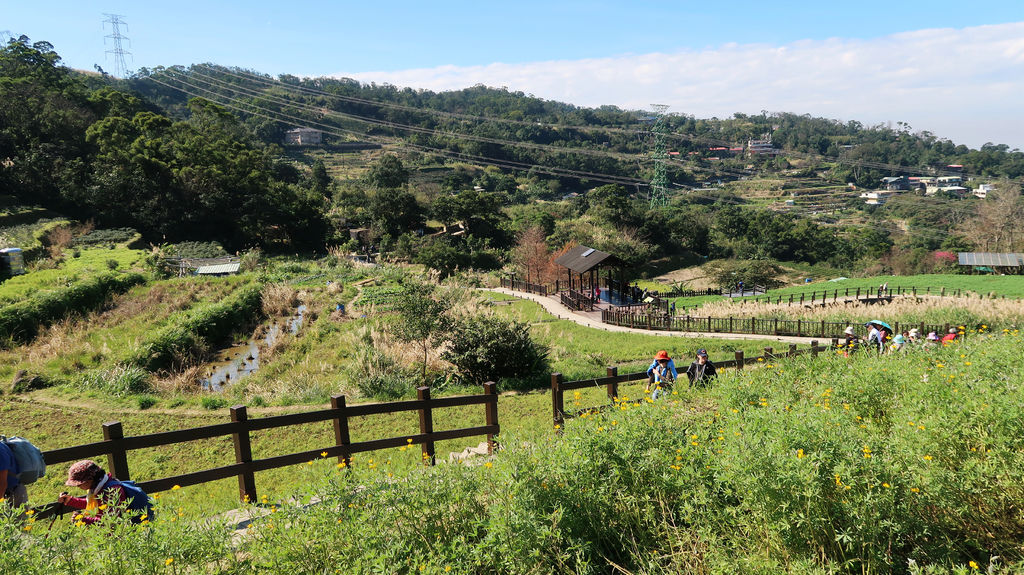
[
  {"xmin": 646, "ymin": 104, "xmax": 671, "ymax": 208},
  {"xmin": 102, "ymin": 14, "xmax": 132, "ymax": 78}
]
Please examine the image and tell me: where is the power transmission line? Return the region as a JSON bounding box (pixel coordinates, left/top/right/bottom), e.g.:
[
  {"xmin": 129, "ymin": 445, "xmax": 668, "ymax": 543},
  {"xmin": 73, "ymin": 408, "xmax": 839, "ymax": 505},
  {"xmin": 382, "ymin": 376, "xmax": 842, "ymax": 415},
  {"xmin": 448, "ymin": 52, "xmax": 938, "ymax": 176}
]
[
  {"xmin": 143, "ymin": 70, "xmax": 973, "ymax": 246},
  {"xmin": 102, "ymin": 14, "xmax": 132, "ymax": 78}
]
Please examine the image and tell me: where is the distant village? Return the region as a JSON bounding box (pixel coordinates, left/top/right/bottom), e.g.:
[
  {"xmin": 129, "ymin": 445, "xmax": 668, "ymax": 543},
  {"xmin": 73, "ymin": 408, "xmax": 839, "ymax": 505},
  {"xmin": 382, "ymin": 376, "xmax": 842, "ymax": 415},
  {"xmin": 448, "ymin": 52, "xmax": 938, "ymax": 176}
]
[{"xmin": 859, "ymin": 167, "xmax": 994, "ymax": 205}]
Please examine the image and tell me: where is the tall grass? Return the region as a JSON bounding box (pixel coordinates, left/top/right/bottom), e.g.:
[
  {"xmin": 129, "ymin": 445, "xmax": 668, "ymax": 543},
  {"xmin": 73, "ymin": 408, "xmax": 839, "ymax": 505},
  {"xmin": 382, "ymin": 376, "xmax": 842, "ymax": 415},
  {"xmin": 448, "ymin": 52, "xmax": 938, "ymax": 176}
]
[
  {"xmin": 6, "ymin": 333, "xmax": 1020, "ymax": 573},
  {"xmin": 695, "ymin": 294, "xmax": 1024, "ymax": 328},
  {"xmin": 0, "ymin": 272, "xmax": 146, "ymax": 345}
]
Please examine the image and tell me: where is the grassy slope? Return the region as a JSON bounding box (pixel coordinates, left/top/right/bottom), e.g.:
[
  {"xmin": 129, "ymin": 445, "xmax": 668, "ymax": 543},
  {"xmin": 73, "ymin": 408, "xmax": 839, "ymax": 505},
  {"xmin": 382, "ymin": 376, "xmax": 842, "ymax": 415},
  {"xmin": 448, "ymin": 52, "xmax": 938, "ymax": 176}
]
[
  {"xmin": 7, "ymin": 330, "xmax": 1021, "ymax": 574},
  {"xmin": 0, "ymin": 245, "xmax": 146, "ymax": 305}
]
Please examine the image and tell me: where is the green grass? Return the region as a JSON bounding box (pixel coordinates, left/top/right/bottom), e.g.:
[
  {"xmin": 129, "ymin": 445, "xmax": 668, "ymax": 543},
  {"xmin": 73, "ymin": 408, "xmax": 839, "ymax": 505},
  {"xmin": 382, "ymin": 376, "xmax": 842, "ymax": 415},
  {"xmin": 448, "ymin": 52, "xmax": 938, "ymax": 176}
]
[
  {"xmin": 5, "ymin": 330, "xmax": 1022, "ymax": 574},
  {"xmin": 490, "ymin": 296, "xmax": 786, "ymax": 380},
  {"xmin": 0, "ymin": 244, "xmax": 147, "ymax": 306},
  {"xmin": 741, "ymin": 274, "xmax": 1024, "ymax": 299}
]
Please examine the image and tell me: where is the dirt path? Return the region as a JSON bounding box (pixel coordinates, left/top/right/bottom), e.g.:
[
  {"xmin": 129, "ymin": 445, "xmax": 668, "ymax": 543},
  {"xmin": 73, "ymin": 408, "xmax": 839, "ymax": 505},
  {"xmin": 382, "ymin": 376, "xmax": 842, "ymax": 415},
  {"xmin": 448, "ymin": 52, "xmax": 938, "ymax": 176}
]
[{"xmin": 483, "ymin": 288, "xmax": 825, "ymax": 345}]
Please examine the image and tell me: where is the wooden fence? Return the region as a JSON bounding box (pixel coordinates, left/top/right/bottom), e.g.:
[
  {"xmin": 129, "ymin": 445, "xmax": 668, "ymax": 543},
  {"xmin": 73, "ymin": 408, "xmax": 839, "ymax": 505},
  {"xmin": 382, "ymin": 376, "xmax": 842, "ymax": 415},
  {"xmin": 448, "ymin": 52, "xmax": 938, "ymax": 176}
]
[
  {"xmin": 560, "ymin": 289, "xmax": 595, "ymax": 312},
  {"xmin": 743, "ymin": 285, "xmax": 1010, "ymax": 306},
  {"xmin": 500, "ymin": 277, "xmax": 550, "ymax": 297},
  {"xmin": 601, "ymin": 309, "xmax": 958, "ymax": 340},
  {"xmin": 550, "ymin": 342, "xmax": 829, "ymax": 428},
  {"xmin": 31, "ymin": 384, "xmax": 499, "ymax": 519}
]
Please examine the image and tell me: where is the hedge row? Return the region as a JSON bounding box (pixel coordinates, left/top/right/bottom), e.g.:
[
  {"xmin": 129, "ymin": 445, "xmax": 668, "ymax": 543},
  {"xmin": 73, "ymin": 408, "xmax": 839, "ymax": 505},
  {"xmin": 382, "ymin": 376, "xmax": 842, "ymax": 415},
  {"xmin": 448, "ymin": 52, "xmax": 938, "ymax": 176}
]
[
  {"xmin": 127, "ymin": 283, "xmax": 265, "ymax": 372},
  {"xmin": 0, "ymin": 272, "xmax": 147, "ymax": 344}
]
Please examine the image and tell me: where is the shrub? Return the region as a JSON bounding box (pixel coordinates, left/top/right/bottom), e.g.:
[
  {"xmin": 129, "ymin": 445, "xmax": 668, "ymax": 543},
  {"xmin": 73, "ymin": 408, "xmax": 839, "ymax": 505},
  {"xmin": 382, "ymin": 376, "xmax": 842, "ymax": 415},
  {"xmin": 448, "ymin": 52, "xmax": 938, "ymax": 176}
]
[
  {"xmin": 441, "ymin": 314, "xmax": 549, "ymax": 387},
  {"xmin": 200, "ymin": 396, "xmax": 228, "ymax": 410},
  {"xmin": 105, "ymin": 259, "xmax": 119, "ymax": 270},
  {"xmin": 77, "ymin": 365, "xmax": 152, "ymax": 397},
  {"xmin": 136, "ymin": 395, "xmax": 157, "ymax": 410}
]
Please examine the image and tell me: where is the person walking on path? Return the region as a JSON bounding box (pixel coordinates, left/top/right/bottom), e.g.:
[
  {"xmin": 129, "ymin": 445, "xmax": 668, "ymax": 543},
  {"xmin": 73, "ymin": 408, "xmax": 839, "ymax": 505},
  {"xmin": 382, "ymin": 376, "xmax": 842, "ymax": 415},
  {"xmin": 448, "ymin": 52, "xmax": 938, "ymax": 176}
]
[
  {"xmin": 0, "ymin": 441, "xmax": 27, "ymax": 507},
  {"xmin": 58, "ymin": 460, "xmax": 151, "ymax": 525},
  {"xmin": 686, "ymin": 349, "xmax": 718, "ymax": 388},
  {"xmin": 646, "ymin": 350, "xmax": 678, "ymax": 400}
]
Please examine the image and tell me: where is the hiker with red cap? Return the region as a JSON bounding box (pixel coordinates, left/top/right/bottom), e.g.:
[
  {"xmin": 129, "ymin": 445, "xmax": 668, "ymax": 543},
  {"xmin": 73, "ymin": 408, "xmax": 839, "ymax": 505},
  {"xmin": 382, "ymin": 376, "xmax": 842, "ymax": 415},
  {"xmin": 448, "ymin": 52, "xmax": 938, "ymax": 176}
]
[
  {"xmin": 646, "ymin": 350, "xmax": 678, "ymax": 399},
  {"xmin": 58, "ymin": 460, "xmax": 152, "ymax": 525},
  {"xmin": 686, "ymin": 349, "xmax": 718, "ymax": 388}
]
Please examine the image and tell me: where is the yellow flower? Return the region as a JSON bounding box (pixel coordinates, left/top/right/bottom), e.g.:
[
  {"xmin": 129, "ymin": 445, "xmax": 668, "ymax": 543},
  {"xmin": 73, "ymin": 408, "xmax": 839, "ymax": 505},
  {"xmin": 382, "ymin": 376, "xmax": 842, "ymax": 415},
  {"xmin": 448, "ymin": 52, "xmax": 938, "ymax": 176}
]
[
  {"xmin": 445, "ymin": 567, "xmax": 451, "ymax": 573},
  {"xmin": 882, "ymin": 483, "xmax": 891, "ymax": 488},
  {"xmin": 924, "ymin": 455, "xmax": 933, "ymax": 460},
  {"xmin": 171, "ymin": 485, "xmax": 181, "ymax": 491},
  {"xmin": 484, "ymin": 461, "xmax": 493, "ymax": 469},
  {"xmin": 910, "ymin": 487, "xmax": 920, "ymax": 493},
  {"xmin": 797, "ymin": 449, "xmax": 805, "ymax": 459},
  {"xmin": 321, "ymin": 451, "xmax": 328, "ymax": 457},
  {"xmin": 970, "ymin": 561, "xmax": 979, "ymax": 570},
  {"xmin": 165, "ymin": 558, "xmax": 174, "ymax": 566}
]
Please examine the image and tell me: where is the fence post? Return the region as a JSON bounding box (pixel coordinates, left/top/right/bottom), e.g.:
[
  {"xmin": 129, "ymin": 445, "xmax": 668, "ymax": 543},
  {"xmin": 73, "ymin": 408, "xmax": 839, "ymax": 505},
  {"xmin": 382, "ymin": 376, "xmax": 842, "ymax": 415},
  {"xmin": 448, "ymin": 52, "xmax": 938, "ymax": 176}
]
[
  {"xmin": 417, "ymin": 386, "xmax": 436, "ymax": 466},
  {"xmin": 102, "ymin": 422, "xmax": 131, "ymax": 481},
  {"xmin": 800, "ymin": 293, "xmax": 805, "ymax": 304},
  {"xmin": 773, "ymin": 317, "xmax": 779, "ymax": 334},
  {"xmin": 820, "ymin": 319, "xmax": 826, "ymax": 338},
  {"xmin": 230, "ymin": 406, "xmax": 257, "ymax": 504},
  {"xmin": 797, "ymin": 318, "xmax": 802, "ymax": 336},
  {"xmin": 857, "ymin": 287, "xmax": 861, "ymax": 298},
  {"xmin": 551, "ymin": 373, "xmax": 564, "ymax": 431},
  {"xmin": 483, "ymin": 382, "xmax": 499, "ymax": 455},
  {"xmin": 606, "ymin": 367, "xmax": 619, "ymax": 401},
  {"xmin": 331, "ymin": 395, "xmax": 352, "ymax": 468},
  {"xmin": 788, "ymin": 343, "xmax": 797, "ymax": 357},
  {"xmin": 735, "ymin": 350, "xmax": 744, "ymax": 370},
  {"xmin": 811, "ymin": 340, "xmax": 819, "ymax": 357},
  {"xmin": 729, "ymin": 316, "xmax": 733, "ymax": 332}
]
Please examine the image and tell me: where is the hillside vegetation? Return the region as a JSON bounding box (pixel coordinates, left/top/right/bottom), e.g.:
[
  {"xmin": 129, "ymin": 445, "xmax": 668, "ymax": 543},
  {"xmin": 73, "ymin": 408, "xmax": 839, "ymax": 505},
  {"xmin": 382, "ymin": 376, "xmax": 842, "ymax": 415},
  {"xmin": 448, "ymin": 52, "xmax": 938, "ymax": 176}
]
[{"xmin": 4, "ymin": 331, "xmax": 1021, "ymax": 574}]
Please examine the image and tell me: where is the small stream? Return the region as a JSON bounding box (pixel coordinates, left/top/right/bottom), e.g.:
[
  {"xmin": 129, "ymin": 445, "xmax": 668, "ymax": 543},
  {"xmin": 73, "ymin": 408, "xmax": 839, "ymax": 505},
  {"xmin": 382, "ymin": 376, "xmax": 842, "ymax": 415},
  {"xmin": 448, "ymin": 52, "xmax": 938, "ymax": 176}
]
[{"xmin": 201, "ymin": 305, "xmax": 307, "ymax": 392}]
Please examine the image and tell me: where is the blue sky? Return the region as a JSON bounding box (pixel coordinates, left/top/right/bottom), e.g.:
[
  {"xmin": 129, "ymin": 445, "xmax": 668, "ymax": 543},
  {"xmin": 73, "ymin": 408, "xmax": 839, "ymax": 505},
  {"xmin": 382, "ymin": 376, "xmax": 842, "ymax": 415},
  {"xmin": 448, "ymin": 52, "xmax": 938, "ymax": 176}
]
[{"xmin": 5, "ymin": 1, "xmax": 1023, "ymax": 149}]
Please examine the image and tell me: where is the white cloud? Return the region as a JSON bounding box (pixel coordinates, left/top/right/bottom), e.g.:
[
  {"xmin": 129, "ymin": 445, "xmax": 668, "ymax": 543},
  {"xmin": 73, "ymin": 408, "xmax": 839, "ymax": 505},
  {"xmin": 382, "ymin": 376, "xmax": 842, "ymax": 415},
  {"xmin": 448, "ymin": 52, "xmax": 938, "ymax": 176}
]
[{"xmin": 337, "ymin": 22, "xmax": 1024, "ymax": 150}]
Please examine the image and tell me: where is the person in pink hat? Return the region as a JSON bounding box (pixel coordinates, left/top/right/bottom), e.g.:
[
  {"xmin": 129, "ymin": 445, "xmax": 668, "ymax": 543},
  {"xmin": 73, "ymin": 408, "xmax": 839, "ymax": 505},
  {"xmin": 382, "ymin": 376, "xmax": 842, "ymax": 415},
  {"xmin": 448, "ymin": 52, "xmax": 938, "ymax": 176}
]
[{"xmin": 58, "ymin": 460, "xmax": 151, "ymax": 525}]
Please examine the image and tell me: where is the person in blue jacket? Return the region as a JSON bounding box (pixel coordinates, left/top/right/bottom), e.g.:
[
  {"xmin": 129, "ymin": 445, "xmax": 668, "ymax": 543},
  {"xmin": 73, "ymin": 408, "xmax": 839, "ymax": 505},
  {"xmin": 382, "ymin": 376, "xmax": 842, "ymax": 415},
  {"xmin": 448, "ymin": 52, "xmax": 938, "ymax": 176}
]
[
  {"xmin": 646, "ymin": 350, "xmax": 678, "ymax": 399},
  {"xmin": 0, "ymin": 441, "xmax": 27, "ymax": 507}
]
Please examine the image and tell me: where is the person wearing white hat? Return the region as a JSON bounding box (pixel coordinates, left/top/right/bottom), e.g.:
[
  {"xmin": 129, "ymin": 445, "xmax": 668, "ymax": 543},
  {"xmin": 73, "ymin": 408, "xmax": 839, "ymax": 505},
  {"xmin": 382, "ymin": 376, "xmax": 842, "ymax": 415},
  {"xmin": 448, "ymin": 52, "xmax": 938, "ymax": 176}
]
[
  {"xmin": 908, "ymin": 328, "xmax": 920, "ymax": 344},
  {"xmin": 842, "ymin": 326, "xmax": 861, "ymax": 357}
]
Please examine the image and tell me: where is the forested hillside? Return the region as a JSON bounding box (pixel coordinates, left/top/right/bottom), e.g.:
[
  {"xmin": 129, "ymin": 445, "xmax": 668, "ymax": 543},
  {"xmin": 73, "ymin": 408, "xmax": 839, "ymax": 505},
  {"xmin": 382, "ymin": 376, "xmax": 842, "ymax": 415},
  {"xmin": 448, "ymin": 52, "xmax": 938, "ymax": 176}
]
[{"xmin": 3, "ymin": 36, "xmax": 1022, "ymax": 279}]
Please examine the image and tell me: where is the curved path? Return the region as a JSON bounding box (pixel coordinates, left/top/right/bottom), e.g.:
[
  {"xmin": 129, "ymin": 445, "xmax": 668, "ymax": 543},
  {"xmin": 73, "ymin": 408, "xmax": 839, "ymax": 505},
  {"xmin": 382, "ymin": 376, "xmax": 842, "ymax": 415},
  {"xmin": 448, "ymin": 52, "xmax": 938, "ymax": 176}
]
[{"xmin": 484, "ymin": 287, "xmax": 824, "ymax": 345}]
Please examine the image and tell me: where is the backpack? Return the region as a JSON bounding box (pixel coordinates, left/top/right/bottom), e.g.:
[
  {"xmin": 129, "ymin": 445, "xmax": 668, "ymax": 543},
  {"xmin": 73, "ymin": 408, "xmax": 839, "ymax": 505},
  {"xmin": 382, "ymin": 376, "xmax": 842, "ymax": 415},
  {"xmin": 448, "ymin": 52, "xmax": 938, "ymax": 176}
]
[
  {"xmin": 0, "ymin": 435, "xmax": 46, "ymax": 484},
  {"xmin": 111, "ymin": 479, "xmax": 154, "ymax": 521}
]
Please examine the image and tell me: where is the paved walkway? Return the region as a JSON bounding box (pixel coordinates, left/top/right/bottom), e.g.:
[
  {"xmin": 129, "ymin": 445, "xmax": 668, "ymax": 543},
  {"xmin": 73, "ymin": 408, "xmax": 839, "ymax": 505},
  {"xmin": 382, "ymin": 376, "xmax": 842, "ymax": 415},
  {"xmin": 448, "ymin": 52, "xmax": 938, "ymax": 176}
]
[{"xmin": 484, "ymin": 288, "xmax": 825, "ymax": 345}]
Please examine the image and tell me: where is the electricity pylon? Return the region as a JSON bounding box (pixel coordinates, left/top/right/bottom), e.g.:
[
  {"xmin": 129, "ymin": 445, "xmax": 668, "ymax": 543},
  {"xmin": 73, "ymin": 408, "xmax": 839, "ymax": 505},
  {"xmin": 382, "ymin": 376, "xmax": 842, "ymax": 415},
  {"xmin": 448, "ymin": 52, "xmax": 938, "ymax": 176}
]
[
  {"xmin": 102, "ymin": 14, "xmax": 132, "ymax": 78},
  {"xmin": 646, "ymin": 104, "xmax": 670, "ymax": 208}
]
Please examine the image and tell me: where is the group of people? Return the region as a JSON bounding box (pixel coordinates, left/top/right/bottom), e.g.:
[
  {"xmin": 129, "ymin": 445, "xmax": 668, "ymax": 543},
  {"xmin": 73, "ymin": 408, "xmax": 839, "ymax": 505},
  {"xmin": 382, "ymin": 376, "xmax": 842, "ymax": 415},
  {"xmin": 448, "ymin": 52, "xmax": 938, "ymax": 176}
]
[
  {"xmin": 645, "ymin": 349, "xmax": 718, "ymax": 399},
  {"xmin": 2, "ymin": 451, "xmax": 152, "ymax": 525},
  {"xmin": 844, "ymin": 323, "xmax": 961, "ymax": 355}
]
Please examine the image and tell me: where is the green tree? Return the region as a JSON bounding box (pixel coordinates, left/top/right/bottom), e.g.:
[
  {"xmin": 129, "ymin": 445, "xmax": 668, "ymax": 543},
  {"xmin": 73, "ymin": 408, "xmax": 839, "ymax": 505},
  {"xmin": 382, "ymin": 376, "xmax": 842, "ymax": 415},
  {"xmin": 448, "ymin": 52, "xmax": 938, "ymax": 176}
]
[
  {"xmin": 365, "ymin": 153, "xmax": 409, "ymax": 189},
  {"xmin": 392, "ymin": 282, "xmax": 454, "ymax": 385}
]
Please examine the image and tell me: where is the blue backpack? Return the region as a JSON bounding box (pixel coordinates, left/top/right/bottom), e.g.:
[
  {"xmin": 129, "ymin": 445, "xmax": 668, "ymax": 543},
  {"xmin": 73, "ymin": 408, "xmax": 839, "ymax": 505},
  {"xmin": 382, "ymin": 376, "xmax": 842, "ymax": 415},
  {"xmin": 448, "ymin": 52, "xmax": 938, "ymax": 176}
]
[
  {"xmin": 1, "ymin": 435, "xmax": 46, "ymax": 484},
  {"xmin": 109, "ymin": 479, "xmax": 154, "ymax": 521}
]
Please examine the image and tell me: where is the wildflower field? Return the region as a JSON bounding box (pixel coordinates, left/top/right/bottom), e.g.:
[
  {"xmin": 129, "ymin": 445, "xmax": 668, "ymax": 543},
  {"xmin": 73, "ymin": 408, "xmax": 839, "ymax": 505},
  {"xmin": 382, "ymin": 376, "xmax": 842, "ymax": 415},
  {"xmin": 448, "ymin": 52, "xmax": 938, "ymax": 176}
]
[{"xmin": 4, "ymin": 330, "xmax": 1022, "ymax": 574}]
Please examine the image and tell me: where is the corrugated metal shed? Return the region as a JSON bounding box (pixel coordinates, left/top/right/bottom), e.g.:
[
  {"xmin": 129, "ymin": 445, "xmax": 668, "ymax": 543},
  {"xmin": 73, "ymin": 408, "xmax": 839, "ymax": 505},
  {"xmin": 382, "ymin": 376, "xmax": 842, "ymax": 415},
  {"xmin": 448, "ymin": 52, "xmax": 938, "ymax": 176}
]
[
  {"xmin": 554, "ymin": 245, "xmax": 621, "ymax": 274},
  {"xmin": 196, "ymin": 263, "xmax": 241, "ymax": 275},
  {"xmin": 957, "ymin": 253, "xmax": 1024, "ymax": 267}
]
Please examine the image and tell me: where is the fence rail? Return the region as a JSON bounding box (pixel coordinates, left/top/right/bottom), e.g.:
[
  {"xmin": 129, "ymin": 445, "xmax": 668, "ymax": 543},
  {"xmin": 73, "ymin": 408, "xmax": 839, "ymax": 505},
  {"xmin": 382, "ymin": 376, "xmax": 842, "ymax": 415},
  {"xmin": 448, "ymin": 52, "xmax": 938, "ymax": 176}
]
[
  {"xmin": 500, "ymin": 277, "xmax": 551, "ymax": 297},
  {"xmin": 31, "ymin": 383, "xmax": 499, "ymax": 520},
  {"xmin": 601, "ymin": 310, "xmax": 957, "ymax": 340},
  {"xmin": 551, "ymin": 342, "xmax": 829, "ymax": 428},
  {"xmin": 560, "ymin": 289, "xmax": 595, "ymax": 312},
  {"xmin": 742, "ymin": 285, "xmax": 1011, "ymax": 306}
]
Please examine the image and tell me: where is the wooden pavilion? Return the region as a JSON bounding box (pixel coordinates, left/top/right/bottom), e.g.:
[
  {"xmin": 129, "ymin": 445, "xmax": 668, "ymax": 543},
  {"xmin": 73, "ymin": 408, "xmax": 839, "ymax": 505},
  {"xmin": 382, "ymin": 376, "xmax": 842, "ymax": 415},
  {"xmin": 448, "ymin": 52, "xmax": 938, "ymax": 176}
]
[{"xmin": 553, "ymin": 245, "xmax": 626, "ymax": 301}]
